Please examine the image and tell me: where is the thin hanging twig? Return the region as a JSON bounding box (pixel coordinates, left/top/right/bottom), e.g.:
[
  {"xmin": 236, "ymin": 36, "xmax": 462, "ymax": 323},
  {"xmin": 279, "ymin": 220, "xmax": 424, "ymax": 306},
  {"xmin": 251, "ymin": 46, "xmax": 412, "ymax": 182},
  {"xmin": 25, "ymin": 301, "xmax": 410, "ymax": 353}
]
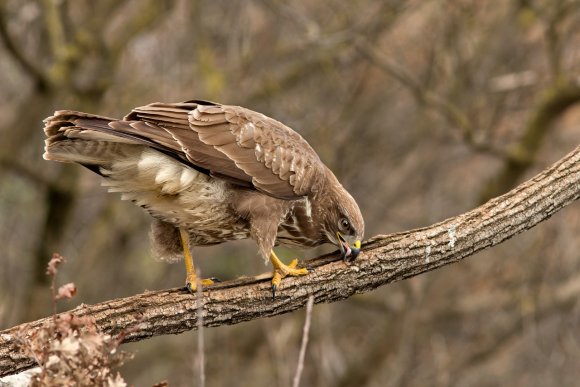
[
  {"xmin": 292, "ymin": 295, "xmax": 314, "ymax": 387},
  {"xmin": 196, "ymin": 269, "xmax": 205, "ymax": 387}
]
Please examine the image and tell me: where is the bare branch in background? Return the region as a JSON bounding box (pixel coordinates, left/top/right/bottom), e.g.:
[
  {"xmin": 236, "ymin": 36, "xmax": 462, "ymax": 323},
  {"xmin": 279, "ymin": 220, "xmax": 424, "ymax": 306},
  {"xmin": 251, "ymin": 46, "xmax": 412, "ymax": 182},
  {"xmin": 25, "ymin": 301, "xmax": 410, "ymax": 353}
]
[
  {"xmin": 0, "ymin": 5, "xmax": 49, "ymax": 91},
  {"xmin": 355, "ymin": 38, "xmax": 502, "ymax": 156}
]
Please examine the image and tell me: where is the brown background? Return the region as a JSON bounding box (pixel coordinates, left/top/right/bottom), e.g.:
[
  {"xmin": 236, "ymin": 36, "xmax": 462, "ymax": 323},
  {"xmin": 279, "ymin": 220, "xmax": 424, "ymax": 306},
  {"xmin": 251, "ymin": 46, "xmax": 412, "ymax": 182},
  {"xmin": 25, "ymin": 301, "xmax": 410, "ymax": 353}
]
[{"xmin": 0, "ymin": 1, "xmax": 579, "ymax": 386}]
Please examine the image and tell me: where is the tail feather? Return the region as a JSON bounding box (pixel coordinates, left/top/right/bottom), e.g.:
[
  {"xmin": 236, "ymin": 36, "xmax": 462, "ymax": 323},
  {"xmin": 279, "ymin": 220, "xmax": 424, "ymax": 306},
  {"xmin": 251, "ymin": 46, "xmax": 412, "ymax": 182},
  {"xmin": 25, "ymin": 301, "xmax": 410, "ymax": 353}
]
[
  {"xmin": 43, "ymin": 110, "xmax": 189, "ymax": 168},
  {"xmin": 43, "ymin": 111, "xmax": 138, "ymax": 166},
  {"xmin": 44, "ymin": 139, "xmax": 138, "ymax": 166},
  {"xmin": 43, "ymin": 110, "xmax": 117, "ymax": 137}
]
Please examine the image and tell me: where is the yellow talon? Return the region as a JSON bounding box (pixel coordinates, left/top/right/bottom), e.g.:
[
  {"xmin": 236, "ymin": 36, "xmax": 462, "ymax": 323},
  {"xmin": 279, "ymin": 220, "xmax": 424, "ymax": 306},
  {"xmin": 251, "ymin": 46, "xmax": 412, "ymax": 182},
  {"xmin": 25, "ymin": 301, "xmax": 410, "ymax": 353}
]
[
  {"xmin": 272, "ymin": 271, "xmax": 282, "ymax": 293},
  {"xmin": 270, "ymin": 251, "xmax": 308, "ymax": 299},
  {"xmin": 180, "ymin": 228, "xmax": 217, "ymax": 294},
  {"xmin": 186, "ymin": 278, "xmax": 216, "ymax": 293}
]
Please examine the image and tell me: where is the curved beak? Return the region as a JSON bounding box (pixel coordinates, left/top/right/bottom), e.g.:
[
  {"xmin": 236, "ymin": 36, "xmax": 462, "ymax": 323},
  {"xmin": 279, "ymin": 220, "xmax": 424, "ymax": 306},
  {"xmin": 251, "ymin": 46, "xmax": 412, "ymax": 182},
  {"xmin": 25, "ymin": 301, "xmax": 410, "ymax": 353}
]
[{"xmin": 337, "ymin": 232, "xmax": 361, "ymax": 262}]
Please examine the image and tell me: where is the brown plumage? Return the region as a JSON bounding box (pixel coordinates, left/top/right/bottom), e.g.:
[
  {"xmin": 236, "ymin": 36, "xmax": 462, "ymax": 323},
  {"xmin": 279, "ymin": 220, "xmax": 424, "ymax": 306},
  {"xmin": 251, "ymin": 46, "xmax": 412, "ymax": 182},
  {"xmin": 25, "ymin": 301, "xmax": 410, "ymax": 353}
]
[{"xmin": 43, "ymin": 100, "xmax": 364, "ymax": 294}]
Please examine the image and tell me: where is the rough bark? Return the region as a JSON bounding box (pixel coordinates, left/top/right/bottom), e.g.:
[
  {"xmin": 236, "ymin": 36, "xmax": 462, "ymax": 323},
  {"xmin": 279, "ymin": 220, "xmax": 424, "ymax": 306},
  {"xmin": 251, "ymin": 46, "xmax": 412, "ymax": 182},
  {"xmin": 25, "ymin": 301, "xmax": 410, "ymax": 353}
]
[{"xmin": 1, "ymin": 145, "xmax": 579, "ymax": 377}]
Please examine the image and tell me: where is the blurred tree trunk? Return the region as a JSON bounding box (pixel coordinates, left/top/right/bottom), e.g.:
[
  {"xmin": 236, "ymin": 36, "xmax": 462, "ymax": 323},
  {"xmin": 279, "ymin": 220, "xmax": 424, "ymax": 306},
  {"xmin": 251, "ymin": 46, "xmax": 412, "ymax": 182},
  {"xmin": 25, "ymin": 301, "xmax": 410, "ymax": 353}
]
[{"xmin": 0, "ymin": 0, "xmax": 176, "ymax": 322}]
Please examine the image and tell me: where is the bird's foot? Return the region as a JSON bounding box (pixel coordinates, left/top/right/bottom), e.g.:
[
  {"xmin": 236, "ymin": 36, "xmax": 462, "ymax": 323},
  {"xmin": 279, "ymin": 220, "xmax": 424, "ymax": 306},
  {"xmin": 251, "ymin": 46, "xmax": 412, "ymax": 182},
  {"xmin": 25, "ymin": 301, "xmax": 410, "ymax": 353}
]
[
  {"xmin": 271, "ymin": 258, "xmax": 308, "ymax": 300},
  {"xmin": 179, "ymin": 228, "xmax": 220, "ymax": 294},
  {"xmin": 185, "ymin": 276, "xmax": 220, "ymax": 294}
]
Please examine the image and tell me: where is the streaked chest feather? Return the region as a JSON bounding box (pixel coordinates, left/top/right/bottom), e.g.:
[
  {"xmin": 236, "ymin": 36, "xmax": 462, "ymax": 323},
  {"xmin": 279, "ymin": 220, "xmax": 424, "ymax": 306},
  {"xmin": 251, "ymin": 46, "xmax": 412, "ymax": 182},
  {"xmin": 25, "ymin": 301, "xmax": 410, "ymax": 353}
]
[
  {"xmin": 102, "ymin": 149, "xmax": 250, "ymax": 244},
  {"xmin": 276, "ymin": 198, "xmax": 322, "ymax": 248},
  {"xmin": 101, "ymin": 148, "xmax": 324, "ymax": 248}
]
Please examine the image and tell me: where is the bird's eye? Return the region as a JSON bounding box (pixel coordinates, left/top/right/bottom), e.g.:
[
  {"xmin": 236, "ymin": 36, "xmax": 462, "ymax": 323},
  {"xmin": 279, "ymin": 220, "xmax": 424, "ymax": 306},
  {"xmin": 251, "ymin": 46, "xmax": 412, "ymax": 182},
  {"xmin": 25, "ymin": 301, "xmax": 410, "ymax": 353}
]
[{"xmin": 339, "ymin": 218, "xmax": 351, "ymax": 232}]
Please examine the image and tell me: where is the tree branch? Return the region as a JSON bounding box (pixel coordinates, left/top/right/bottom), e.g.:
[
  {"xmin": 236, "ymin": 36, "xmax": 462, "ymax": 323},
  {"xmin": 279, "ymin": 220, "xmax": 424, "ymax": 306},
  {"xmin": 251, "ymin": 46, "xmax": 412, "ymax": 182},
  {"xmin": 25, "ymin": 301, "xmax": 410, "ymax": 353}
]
[
  {"xmin": 0, "ymin": 5, "xmax": 49, "ymax": 91},
  {"xmin": 355, "ymin": 38, "xmax": 492, "ymax": 154},
  {"xmin": 1, "ymin": 145, "xmax": 579, "ymax": 377}
]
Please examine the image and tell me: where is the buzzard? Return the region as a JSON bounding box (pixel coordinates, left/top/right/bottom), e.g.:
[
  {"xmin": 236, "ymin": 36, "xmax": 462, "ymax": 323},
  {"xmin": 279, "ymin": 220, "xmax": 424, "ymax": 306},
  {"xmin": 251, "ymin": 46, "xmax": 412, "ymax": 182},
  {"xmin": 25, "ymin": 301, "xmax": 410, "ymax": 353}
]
[{"xmin": 43, "ymin": 100, "xmax": 364, "ymax": 297}]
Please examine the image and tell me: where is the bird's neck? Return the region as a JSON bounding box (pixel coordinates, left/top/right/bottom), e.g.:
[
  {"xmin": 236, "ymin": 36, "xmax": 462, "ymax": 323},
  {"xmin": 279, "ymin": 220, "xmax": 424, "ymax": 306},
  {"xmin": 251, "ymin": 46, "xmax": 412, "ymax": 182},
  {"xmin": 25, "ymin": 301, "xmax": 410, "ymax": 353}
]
[{"xmin": 307, "ymin": 168, "xmax": 344, "ymax": 243}]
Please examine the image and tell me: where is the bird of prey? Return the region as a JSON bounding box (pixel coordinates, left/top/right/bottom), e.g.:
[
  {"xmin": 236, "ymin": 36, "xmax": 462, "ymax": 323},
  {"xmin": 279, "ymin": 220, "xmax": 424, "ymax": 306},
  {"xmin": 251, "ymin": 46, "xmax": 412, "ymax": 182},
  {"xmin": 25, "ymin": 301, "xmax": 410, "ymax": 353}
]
[{"xmin": 43, "ymin": 100, "xmax": 364, "ymax": 297}]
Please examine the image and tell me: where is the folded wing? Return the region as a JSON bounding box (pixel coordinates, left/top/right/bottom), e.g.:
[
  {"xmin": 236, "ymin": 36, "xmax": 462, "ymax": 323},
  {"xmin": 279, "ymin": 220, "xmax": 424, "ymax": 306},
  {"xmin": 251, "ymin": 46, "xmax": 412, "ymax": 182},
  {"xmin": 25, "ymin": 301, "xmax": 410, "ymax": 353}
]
[{"xmin": 123, "ymin": 100, "xmax": 326, "ymax": 199}]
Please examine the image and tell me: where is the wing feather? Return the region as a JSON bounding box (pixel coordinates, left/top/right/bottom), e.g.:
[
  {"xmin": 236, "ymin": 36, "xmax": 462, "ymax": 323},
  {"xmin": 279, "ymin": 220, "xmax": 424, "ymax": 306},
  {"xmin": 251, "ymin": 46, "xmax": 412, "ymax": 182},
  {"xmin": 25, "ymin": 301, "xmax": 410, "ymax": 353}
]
[
  {"xmin": 186, "ymin": 103, "xmax": 325, "ymax": 198},
  {"xmin": 53, "ymin": 100, "xmax": 326, "ymax": 199}
]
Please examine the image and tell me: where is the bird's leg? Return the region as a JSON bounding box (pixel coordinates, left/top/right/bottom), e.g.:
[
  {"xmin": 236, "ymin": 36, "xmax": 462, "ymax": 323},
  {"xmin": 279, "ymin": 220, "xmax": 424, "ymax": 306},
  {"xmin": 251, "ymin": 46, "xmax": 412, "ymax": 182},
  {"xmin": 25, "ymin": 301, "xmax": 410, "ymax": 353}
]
[
  {"xmin": 270, "ymin": 251, "xmax": 308, "ymax": 299},
  {"xmin": 179, "ymin": 228, "xmax": 215, "ymax": 293}
]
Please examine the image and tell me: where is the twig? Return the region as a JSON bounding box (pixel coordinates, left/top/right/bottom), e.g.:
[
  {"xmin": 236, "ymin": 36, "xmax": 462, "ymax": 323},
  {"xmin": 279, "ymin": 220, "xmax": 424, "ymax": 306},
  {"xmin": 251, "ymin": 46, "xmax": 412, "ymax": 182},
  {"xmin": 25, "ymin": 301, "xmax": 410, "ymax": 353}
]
[
  {"xmin": 0, "ymin": 158, "xmax": 54, "ymax": 188},
  {"xmin": 40, "ymin": 0, "xmax": 67, "ymax": 63},
  {"xmin": 0, "ymin": 145, "xmax": 578, "ymax": 377},
  {"xmin": 355, "ymin": 38, "xmax": 502, "ymax": 156},
  {"xmin": 0, "ymin": 5, "xmax": 49, "ymax": 91},
  {"xmin": 196, "ymin": 268, "xmax": 205, "ymax": 387},
  {"xmin": 292, "ymin": 295, "xmax": 314, "ymax": 387}
]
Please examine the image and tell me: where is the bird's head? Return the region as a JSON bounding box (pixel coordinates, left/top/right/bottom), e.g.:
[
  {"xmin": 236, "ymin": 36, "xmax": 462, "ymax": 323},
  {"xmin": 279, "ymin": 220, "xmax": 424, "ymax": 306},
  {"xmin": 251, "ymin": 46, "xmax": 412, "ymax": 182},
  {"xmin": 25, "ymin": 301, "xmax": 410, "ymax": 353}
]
[{"xmin": 319, "ymin": 174, "xmax": 365, "ymax": 262}]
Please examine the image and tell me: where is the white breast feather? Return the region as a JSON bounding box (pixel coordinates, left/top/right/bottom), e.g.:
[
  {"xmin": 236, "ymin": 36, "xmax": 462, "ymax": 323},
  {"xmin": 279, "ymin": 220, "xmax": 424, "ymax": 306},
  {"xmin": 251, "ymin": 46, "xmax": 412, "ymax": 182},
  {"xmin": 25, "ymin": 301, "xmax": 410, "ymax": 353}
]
[
  {"xmin": 304, "ymin": 197, "xmax": 312, "ymax": 218},
  {"xmin": 100, "ymin": 147, "xmax": 248, "ymax": 244},
  {"xmin": 136, "ymin": 150, "xmax": 195, "ymax": 194}
]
